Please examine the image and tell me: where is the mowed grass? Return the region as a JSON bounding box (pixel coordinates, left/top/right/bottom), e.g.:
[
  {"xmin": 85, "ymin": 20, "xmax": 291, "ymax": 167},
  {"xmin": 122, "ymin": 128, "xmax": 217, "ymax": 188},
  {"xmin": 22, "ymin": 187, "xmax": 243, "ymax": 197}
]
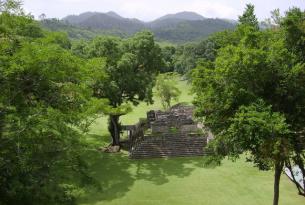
[
  {"xmin": 79, "ymin": 77, "xmax": 305, "ymax": 205},
  {"xmin": 88, "ymin": 77, "xmax": 193, "ymax": 138}
]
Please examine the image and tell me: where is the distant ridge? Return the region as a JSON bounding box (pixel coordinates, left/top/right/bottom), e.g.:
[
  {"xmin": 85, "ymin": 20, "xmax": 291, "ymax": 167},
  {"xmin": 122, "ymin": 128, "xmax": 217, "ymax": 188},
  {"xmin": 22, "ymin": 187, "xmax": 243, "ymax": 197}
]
[
  {"xmin": 155, "ymin": 11, "xmax": 206, "ymax": 21},
  {"xmin": 62, "ymin": 11, "xmax": 144, "ymax": 34},
  {"xmin": 43, "ymin": 11, "xmax": 236, "ymax": 43},
  {"xmin": 105, "ymin": 11, "xmax": 123, "ymax": 19}
]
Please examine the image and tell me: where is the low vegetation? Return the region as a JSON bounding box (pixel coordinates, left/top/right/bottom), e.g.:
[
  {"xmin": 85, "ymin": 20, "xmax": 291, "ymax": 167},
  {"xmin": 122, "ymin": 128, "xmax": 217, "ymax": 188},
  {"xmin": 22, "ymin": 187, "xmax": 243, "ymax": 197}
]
[{"xmin": 155, "ymin": 72, "xmax": 181, "ymax": 110}]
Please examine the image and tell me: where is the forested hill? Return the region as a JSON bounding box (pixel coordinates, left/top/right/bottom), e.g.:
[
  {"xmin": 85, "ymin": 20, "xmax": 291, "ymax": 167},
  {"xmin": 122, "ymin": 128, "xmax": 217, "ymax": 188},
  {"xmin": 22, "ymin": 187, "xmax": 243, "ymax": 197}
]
[{"xmin": 41, "ymin": 11, "xmax": 236, "ymax": 43}]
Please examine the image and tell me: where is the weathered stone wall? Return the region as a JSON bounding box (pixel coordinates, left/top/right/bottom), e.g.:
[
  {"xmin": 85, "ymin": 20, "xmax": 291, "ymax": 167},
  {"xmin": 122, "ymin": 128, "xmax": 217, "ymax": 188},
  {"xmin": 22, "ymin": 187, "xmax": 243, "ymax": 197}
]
[
  {"xmin": 150, "ymin": 124, "xmax": 199, "ymax": 134},
  {"xmin": 125, "ymin": 119, "xmax": 147, "ymax": 151},
  {"xmin": 127, "ymin": 104, "xmax": 212, "ymax": 159},
  {"xmin": 180, "ymin": 124, "xmax": 198, "ymax": 133},
  {"xmin": 148, "ymin": 105, "xmax": 199, "ymax": 134},
  {"xmin": 150, "ymin": 124, "xmax": 169, "ymax": 134}
]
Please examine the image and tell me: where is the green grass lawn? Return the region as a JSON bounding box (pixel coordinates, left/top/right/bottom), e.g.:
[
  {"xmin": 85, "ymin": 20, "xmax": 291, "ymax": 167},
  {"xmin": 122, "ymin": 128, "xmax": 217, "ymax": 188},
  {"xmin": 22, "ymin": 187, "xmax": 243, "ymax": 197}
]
[
  {"xmin": 88, "ymin": 77, "xmax": 193, "ymax": 137},
  {"xmin": 79, "ymin": 77, "xmax": 304, "ymax": 205}
]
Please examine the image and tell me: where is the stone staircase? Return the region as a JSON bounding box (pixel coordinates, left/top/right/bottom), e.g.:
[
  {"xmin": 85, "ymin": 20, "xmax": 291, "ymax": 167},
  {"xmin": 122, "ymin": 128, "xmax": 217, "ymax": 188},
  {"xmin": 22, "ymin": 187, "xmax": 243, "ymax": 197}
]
[{"xmin": 130, "ymin": 134, "xmax": 207, "ymax": 159}]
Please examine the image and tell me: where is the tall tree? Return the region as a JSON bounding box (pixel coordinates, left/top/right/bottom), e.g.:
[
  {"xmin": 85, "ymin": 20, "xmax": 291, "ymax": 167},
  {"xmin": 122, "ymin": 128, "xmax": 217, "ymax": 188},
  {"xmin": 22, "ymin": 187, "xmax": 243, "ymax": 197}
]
[
  {"xmin": 173, "ymin": 43, "xmax": 196, "ymax": 75},
  {"xmin": 160, "ymin": 45, "xmax": 176, "ymax": 73},
  {"xmin": 280, "ymin": 7, "xmax": 305, "ymax": 196},
  {"xmin": 238, "ymin": 4, "xmax": 259, "ymax": 30},
  {"xmin": 281, "ymin": 7, "xmax": 305, "ymax": 62},
  {"xmin": 86, "ymin": 31, "xmax": 162, "ymax": 146},
  {"xmin": 192, "ymin": 5, "xmax": 305, "ymax": 205},
  {"xmin": 155, "ymin": 72, "xmax": 181, "ymax": 110},
  {"xmin": 0, "ymin": 1, "xmax": 100, "ymax": 204}
]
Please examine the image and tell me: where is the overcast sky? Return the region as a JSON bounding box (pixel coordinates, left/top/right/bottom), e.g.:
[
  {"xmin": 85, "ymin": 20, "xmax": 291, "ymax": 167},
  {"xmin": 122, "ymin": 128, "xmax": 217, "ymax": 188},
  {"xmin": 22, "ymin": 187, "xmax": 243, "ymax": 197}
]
[{"xmin": 23, "ymin": 0, "xmax": 305, "ymax": 21}]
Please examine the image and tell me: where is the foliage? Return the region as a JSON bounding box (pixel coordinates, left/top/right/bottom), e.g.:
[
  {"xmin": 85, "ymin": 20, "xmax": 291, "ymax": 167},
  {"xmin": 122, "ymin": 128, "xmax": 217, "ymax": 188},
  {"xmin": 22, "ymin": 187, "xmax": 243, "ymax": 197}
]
[
  {"xmin": 238, "ymin": 4, "xmax": 259, "ymax": 30},
  {"xmin": 71, "ymin": 39, "xmax": 89, "ymax": 58},
  {"xmin": 83, "ymin": 31, "xmax": 162, "ymax": 145},
  {"xmin": 86, "ymin": 32, "xmax": 162, "ymax": 107},
  {"xmin": 153, "ymin": 18, "xmax": 235, "ymax": 43},
  {"xmin": 215, "ymin": 102, "xmax": 291, "ymax": 168},
  {"xmin": 160, "ymin": 45, "xmax": 176, "ymax": 73},
  {"xmin": 172, "ymin": 43, "xmax": 196, "ymax": 75},
  {"xmin": 40, "ymin": 31, "xmax": 72, "ymax": 49},
  {"xmin": 281, "ymin": 7, "xmax": 305, "ymax": 62},
  {"xmin": 170, "ymin": 29, "xmax": 240, "ymax": 76},
  {"xmin": 40, "ymin": 18, "xmax": 127, "ymax": 40},
  {"xmin": 192, "ymin": 4, "xmax": 305, "ymax": 204},
  {"xmin": 155, "ymin": 73, "xmax": 181, "ymax": 109},
  {"xmin": 0, "ymin": 1, "xmax": 104, "ymax": 204}
]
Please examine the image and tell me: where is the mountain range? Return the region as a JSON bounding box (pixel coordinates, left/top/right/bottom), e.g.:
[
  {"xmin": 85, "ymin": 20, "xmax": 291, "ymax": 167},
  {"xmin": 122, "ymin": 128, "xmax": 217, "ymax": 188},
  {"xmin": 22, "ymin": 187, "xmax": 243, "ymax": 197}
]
[{"xmin": 42, "ymin": 11, "xmax": 236, "ymax": 43}]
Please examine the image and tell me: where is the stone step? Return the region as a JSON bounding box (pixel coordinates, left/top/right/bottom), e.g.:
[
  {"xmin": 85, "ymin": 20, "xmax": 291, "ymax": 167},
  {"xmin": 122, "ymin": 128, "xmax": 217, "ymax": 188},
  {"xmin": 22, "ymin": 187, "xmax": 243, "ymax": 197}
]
[
  {"xmin": 138, "ymin": 141, "xmax": 205, "ymax": 145},
  {"xmin": 132, "ymin": 152, "xmax": 203, "ymax": 155},
  {"xmin": 140, "ymin": 140, "xmax": 204, "ymax": 143},
  {"xmin": 131, "ymin": 152, "xmax": 205, "ymax": 156},
  {"xmin": 130, "ymin": 136, "xmax": 207, "ymax": 159},
  {"xmin": 131, "ymin": 150, "xmax": 204, "ymax": 155},
  {"xmin": 135, "ymin": 147, "xmax": 204, "ymax": 150},
  {"xmin": 141, "ymin": 140, "xmax": 206, "ymax": 144},
  {"xmin": 143, "ymin": 138, "xmax": 205, "ymax": 142},
  {"xmin": 131, "ymin": 153, "xmax": 207, "ymax": 158},
  {"xmin": 140, "ymin": 143, "xmax": 205, "ymax": 146},
  {"xmin": 134, "ymin": 144, "xmax": 205, "ymax": 150},
  {"xmin": 139, "ymin": 141, "xmax": 205, "ymax": 144},
  {"xmin": 133, "ymin": 148, "xmax": 203, "ymax": 152},
  {"xmin": 131, "ymin": 150, "xmax": 206, "ymax": 154},
  {"xmin": 132, "ymin": 148, "xmax": 203, "ymax": 153},
  {"xmin": 131, "ymin": 148, "xmax": 211, "ymax": 154},
  {"xmin": 135, "ymin": 142, "xmax": 205, "ymax": 145},
  {"xmin": 131, "ymin": 153, "xmax": 204, "ymax": 157},
  {"xmin": 131, "ymin": 153, "xmax": 205, "ymax": 159},
  {"xmin": 132, "ymin": 149, "xmax": 203, "ymax": 153}
]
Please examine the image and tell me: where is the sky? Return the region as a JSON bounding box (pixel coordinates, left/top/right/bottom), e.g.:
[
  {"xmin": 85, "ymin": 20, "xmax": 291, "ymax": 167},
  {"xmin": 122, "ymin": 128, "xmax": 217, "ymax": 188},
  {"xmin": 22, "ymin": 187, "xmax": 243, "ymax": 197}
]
[{"xmin": 23, "ymin": 0, "xmax": 305, "ymax": 21}]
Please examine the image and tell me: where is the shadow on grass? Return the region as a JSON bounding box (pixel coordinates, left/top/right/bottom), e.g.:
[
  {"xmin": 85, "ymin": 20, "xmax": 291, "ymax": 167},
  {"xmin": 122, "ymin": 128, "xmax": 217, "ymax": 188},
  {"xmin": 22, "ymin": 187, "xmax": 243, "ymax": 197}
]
[
  {"xmin": 78, "ymin": 134, "xmax": 209, "ymax": 204},
  {"xmin": 133, "ymin": 157, "xmax": 204, "ymax": 185},
  {"xmin": 84, "ymin": 133, "xmax": 111, "ymax": 148}
]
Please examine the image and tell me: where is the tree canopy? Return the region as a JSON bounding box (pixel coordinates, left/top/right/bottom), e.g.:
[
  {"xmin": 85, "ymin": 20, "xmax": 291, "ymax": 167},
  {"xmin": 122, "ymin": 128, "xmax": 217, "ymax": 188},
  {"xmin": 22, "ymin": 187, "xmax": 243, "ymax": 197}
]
[
  {"xmin": 155, "ymin": 72, "xmax": 181, "ymax": 110},
  {"xmin": 192, "ymin": 5, "xmax": 305, "ymax": 204},
  {"xmin": 0, "ymin": 1, "xmax": 106, "ymax": 204},
  {"xmin": 81, "ymin": 31, "xmax": 163, "ymax": 145}
]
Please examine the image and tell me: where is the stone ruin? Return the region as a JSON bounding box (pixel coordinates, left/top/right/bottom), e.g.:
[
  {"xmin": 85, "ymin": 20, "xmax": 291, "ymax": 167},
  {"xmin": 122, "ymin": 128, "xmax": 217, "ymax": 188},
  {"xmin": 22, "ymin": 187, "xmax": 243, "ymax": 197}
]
[
  {"xmin": 147, "ymin": 104, "xmax": 200, "ymax": 134},
  {"xmin": 124, "ymin": 103, "xmax": 213, "ymax": 159}
]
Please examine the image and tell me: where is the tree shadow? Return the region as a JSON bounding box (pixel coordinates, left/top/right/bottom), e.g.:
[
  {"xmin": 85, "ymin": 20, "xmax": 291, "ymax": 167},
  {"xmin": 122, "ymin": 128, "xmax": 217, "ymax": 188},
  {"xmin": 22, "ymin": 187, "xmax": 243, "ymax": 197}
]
[
  {"xmin": 78, "ymin": 139, "xmax": 209, "ymax": 204},
  {"xmin": 133, "ymin": 157, "xmax": 204, "ymax": 185},
  {"xmin": 84, "ymin": 133, "xmax": 111, "ymax": 147},
  {"xmin": 78, "ymin": 150, "xmax": 134, "ymax": 204}
]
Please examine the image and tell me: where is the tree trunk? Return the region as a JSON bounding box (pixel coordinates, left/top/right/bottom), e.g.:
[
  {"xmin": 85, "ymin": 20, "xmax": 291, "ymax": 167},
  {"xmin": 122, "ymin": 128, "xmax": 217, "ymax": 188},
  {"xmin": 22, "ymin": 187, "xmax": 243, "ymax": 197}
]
[
  {"xmin": 109, "ymin": 115, "xmax": 120, "ymax": 146},
  {"xmin": 0, "ymin": 109, "xmax": 5, "ymax": 139},
  {"xmin": 286, "ymin": 159, "xmax": 305, "ymax": 196},
  {"xmin": 294, "ymin": 154, "xmax": 305, "ymax": 196},
  {"xmin": 273, "ymin": 161, "xmax": 284, "ymax": 205}
]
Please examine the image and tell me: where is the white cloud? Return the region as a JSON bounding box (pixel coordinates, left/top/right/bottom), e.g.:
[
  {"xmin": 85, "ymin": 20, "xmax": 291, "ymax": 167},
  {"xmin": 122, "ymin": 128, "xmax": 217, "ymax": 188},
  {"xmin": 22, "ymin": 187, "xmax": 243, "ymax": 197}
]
[
  {"xmin": 110, "ymin": 0, "xmax": 238, "ymax": 21},
  {"xmin": 22, "ymin": 0, "xmax": 305, "ymax": 21},
  {"xmin": 183, "ymin": 1, "xmax": 238, "ymax": 19}
]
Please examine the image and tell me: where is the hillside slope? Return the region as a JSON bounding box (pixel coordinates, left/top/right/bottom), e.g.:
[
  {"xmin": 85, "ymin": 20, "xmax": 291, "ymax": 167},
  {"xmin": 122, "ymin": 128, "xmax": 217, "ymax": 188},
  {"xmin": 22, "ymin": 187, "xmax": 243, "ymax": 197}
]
[{"xmin": 42, "ymin": 11, "xmax": 236, "ymax": 42}]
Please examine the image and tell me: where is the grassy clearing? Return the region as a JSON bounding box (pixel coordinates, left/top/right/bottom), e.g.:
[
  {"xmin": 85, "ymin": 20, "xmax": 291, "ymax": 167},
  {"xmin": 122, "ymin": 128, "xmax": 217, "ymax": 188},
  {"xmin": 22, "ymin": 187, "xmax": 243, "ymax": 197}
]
[
  {"xmin": 88, "ymin": 77, "xmax": 193, "ymax": 139},
  {"xmin": 78, "ymin": 153, "xmax": 304, "ymax": 205},
  {"xmin": 79, "ymin": 77, "xmax": 304, "ymax": 205}
]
